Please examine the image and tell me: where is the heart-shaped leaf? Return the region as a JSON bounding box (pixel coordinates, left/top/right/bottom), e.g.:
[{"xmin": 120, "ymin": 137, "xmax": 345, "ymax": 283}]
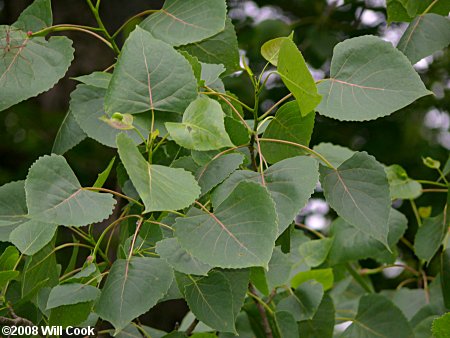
[
  {"xmin": 94, "ymin": 257, "xmax": 173, "ymax": 333},
  {"xmin": 174, "ymin": 181, "xmax": 278, "ymax": 268},
  {"xmin": 165, "ymin": 96, "xmax": 234, "ymax": 151},
  {"xmin": 105, "ymin": 27, "xmax": 197, "ymax": 115},
  {"xmin": 25, "ymin": 155, "xmax": 116, "ymax": 226},
  {"xmin": 140, "ymin": 0, "xmax": 227, "ymax": 47},
  {"xmin": 316, "ymin": 35, "xmax": 431, "ymax": 121},
  {"xmin": 320, "ymin": 152, "xmax": 391, "ymax": 246},
  {"xmin": 0, "ymin": 26, "xmax": 74, "ymax": 112}
]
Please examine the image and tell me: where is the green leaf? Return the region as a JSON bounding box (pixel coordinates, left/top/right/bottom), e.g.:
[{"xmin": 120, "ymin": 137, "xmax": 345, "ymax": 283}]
[
  {"xmin": 261, "ymin": 101, "xmax": 315, "ymax": 163},
  {"xmin": 432, "ymin": 313, "xmax": 450, "ymax": 338},
  {"xmin": 93, "ymin": 157, "xmax": 116, "ymax": 189},
  {"xmin": 174, "ymin": 181, "xmax": 278, "ymax": 268},
  {"xmin": 166, "ymin": 96, "xmax": 234, "ymax": 151},
  {"xmin": 140, "ymin": 0, "xmax": 227, "ymax": 47},
  {"xmin": 0, "ymin": 271, "xmax": 19, "ymax": 289},
  {"xmin": 397, "ymin": 14, "xmax": 450, "ymax": 65},
  {"xmin": 275, "ymin": 311, "xmax": 299, "ymax": 338},
  {"xmin": 73, "ymin": 71, "xmax": 112, "ymax": 89},
  {"xmin": 116, "ymin": 133, "xmax": 200, "ymax": 213},
  {"xmin": 0, "ymin": 27, "xmax": 74, "ymax": 112},
  {"xmin": 200, "ymin": 62, "xmax": 225, "ymax": 90},
  {"xmin": 328, "ymin": 209, "xmax": 408, "ymax": 264},
  {"xmin": 320, "ymin": 152, "xmax": 391, "ymax": 246},
  {"xmin": 49, "ymin": 302, "xmax": 92, "ymax": 327},
  {"xmin": 290, "ymin": 269, "xmax": 334, "ymax": 291},
  {"xmin": 105, "ymin": 27, "xmax": 197, "ymax": 115},
  {"xmin": 0, "ymin": 181, "xmax": 28, "ymax": 241},
  {"xmin": 385, "ymin": 164, "xmax": 422, "ymax": 200},
  {"xmin": 71, "ymin": 84, "xmax": 151, "ymax": 148},
  {"xmin": 341, "ymin": 294, "xmax": 413, "ymax": 338},
  {"xmin": 178, "ymin": 271, "xmax": 236, "ymax": 333},
  {"xmin": 278, "ymin": 39, "xmax": 322, "ymax": 115},
  {"xmin": 266, "ymin": 247, "xmax": 292, "ymax": 292},
  {"xmin": 277, "ymin": 281, "xmax": 324, "ymax": 321},
  {"xmin": 52, "ymin": 110, "xmax": 87, "ymax": 155},
  {"xmin": 196, "ymin": 153, "xmax": 244, "ymax": 195},
  {"xmin": 298, "ymin": 294, "xmax": 335, "ymax": 338},
  {"xmin": 312, "ymin": 143, "xmax": 354, "ymax": 168},
  {"xmin": 47, "ymin": 283, "xmax": 100, "ymax": 309},
  {"xmin": 414, "ymin": 316, "xmax": 439, "ymax": 338},
  {"xmin": 316, "ymin": 35, "xmax": 431, "ymax": 121},
  {"xmin": 261, "ymin": 34, "xmax": 293, "ymax": 66},
  {"xmin": 415, "ymin": 213, "xmax": 446, "ymax": 262},
  {"xmin": 380, "ymin": 288, "xmax": 427, "ymax": 321},
  {"xmin": 0, "ymin": 246, "xmax": 20, "ymax": 270},
  {"xmin": 220, "ymin": 269, "xmax": 249, "ymax": 319},
  {"xmin": 298, "ymin": 238, "xmax": 333, "ymax": 267},
  {"xmin": 25, "ymin": 154, "xmax": 116, "ymax": 226},
  {"xmin": 156, "ymin": 238, "xmax": 212, "ymax": 276},
  {"xmin": 94, "ymin": 257, "xmax": 173, "ymax": 333},
  {"xmin": 387, "ymin": 0, "xmax": 450, "ymax": 23},
  {"xmin": 212, "ymin": 156, "xmax": 319, "ymax": 234},
  {"xmin": 9, "ymin": 220, "xmax": 57, "ymax": 256},
  {"xmin": 14, "ymin": 0, "xmax": 52, "ymax": 32},
  {"xmin": 181, "ymin": 18, "xmax": 240, "ymax": 75}
]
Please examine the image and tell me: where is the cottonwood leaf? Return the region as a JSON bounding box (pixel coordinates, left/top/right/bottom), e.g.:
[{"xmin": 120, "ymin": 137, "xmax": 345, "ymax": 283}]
[
  {"xmin": 291, "ymin": 269, "xmax": 334, "ymax": 291},
  {"xmin": 0, "ymin": 181, "xmax": 28, "ymax": 240},
  {"xmin": 71, "ymin": 84, "xmax": 151, "ymax": 148},
  {"xmin": 278, "ymin": 39, "xmax": 322, "ymax": 115},
  {"xmin": 0, "ymin": 26, "xmax": 74, "ymax": 112},
  {"xmin": 140, "ymin": 0, "xmax": 227, "ymax": 47},
  {"xmin": 275, "ymin": 311, "xmax": 299, "ymax": 338},
  {"xmin": 165, "ymin": 96, "xmax": 234, "ymax": 151},
  {"xmin": 387, "ymin": 0, "xmax": 450, "ymax": 23},
  {"xmin": 328, "ymin": 209, "xmax": 408, "ymax": 265},
  {"xmin": 52, "ymin": 110, "xmax": 86, "ymax": 155},
  {"xmin": 156, "ymin": 238, "xmax": 212, "ymax": 276},
  {"xmin": 73, "ymin": 71, "xmax": 111, "ymax": 89},
  {"xmin": 385, "ymin": 164, "xmax": 422, "ymax": 200},
  {"xmin": 181, "ymin": 18, "xmax": 240, "ymax": 75},
  {"xmin": 116, "ymin": 133, "xmax": 200, "ymax": 213},
  {"xmin": 47, "ymin": 283, "xmax": 100, "ymax": 309},
  {"xmin": 196, "ymin": 153, "xmax": 244, "ymax": 195},
  {"xmin": 277, "ymin": 281, "xmax": 324, "ymax": 321},
  {"xmin": 414, "ymin": 213, "xmax": 446, "ymax": 262},
  {"xmin": 212, "ymin": 156, "xmax": 319, "ymax": 234},
  {"xmin": 177, "ymin": 271, "xmax": 236, "ymax": 333},
  {"xmin": 298, "ymin": 294, "xmax": 335, "ymax": 338},
  {"xmin": 397, "ymin": 14, "xmax": 450, "ymax": 65},
  {"xmin": 261, "ymin": 34, "xmax": 293, "ymax": 66},
  {"xmin": 341, "ymin": 294, "xmax": 413, "ymax": 338},
  {"xmin": 220, "ymin": 269, "xmax": 249, "ymax": 319},
  {"xmin": 312, "ymin": 143, "xmax": 354, "ymax": 167},
  {"xmin": 94, "ymin": 257, "xmax": 173, "ymax": 333},
  {"xmin": 380, "ymin": 288, "xmax": 427, "ymax": 321},
  {"xmin": 261, "ymin": 101, "xmax": 315, "ymax": 163},
  {"xmin": 105, "ymin": 27, "xmax": 197, "ymax": 115},
  {"xmin": 316, "ymin": 35, "xmax": 431, "ymax": 121},
  {"xmin": 0, "ymin": 246, "xmax": 20, "ymax": 271},
  {"xmin": 299, "ymin": 238, "xmax": 333, "ymax": 267},
  {"xmin": 265, "ymin": 247, "xmax": 292, "ymax": 291},
  {"xmin": 174, "ymin": 181, "xmax": 278, "ymax": 268},
  {"xmin": 320, "ymin": 152, "xmax": 391, "ymax": 246},
  {"xmin": 432, "ymin": 313, "xmax": 450, "ymax": 338},
  {"xmin": 14, "ymin": 0, "xmax": 52, "ymax": 33},
  {"xmin": 9, "ymin": 220, "xmax": 57, "ymax": 256},
  {"xmin": 25, "ymin": 154, "xmax": 116, "ymax": 226}
]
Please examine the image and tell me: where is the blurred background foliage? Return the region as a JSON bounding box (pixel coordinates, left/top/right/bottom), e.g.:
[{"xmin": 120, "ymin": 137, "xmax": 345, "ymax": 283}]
[{"xmin": 0, "ymin": 0, "xmax": 449, "ymax": 308}]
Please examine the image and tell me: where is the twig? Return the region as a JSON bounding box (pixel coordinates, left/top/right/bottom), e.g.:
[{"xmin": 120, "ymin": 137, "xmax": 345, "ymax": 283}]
[
  {"xmin": 185, "ymin": 318, "xmax": 199, "ymax": 336},
  {"xmin": 249, "ymin": 284, "xmax": 273, "ymax": 338}
]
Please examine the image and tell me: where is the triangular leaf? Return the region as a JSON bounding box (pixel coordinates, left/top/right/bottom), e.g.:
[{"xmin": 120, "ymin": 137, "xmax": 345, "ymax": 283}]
[
  {"xmin": 140, "ymin": 0, "xmax": 227, "ymax": 47},
  {"xmin": 320, "ymin": 152, "xmax": 391, "ymax": 246},
  {"xmin": 94, "ymin": 257, "xmax": 173, "ymax": 333},
  {"xmin": 9, "ymin": 220, "xmax": 57, "ymax": 256},
  {"xmin": 52, "ymin": 110, "xmax": 86, "ymax": 155},
  {"xmin": 261, "ymin": 101, "xmax": 315, "ymax": 163},
  {"xmin": 116, "ymin": 133, "xmax": 201, "ymax": 213},
  {"xmin": 278, "ymin": 39, "xmax": 322, "ymax": 115},
  {"xmin": 397, "ymin": 14, "xmax": 450, "ymax": 65},
  {"xmin": 298, "ymin": 294, "xmax": 335, "ymax": 338},
  {"xmin": 0, "ymin": 27, "xmax": 74, "ymax": 112},
  {"xmin": 174, "ymin": 181, "xmax": 278, "ymax": 268},
  {"xmin": 47, "ymin": 283, "xmax": 100, "ymax": 309},
  {"xmin": 385, "ymin": 164, "xmax": 422, "ymax": 200},
  {"xmin": 14, "ymin": 0, "xmax": 52, "ymax": 32},
  {"xmin": 105, "ymin": 27, "xmax": 197, "ymax": 115},
  {"xmin": 261, "ymin": 34, "xmax": 293, "ymax": 66},
  {"xmin": 165, "ymin": 96, "xmax": 234, "ymax": 151},
  {"xmin": 415, "ymin": 213, "xmax": 446, "ymax": 262},
  {"xmin": 25, "ymin": 154, "xmax": 116, "ymax": 226},
  {"xmin": 341, "ymin": 294, "xmax": 413, "ymax": 338},
  {"xmin": 212, "ymin": 156, "xmax": 319, "ymax": 234},
  {"xmin": 316, "ymin": 35, "xmax": 431, "ymax": 121},
  {"xmin": 0, "ymin": 181, "xmax": 28, "ymax": 241}
]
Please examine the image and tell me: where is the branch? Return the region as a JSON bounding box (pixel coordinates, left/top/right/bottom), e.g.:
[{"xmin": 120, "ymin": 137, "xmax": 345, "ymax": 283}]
[{"xmin": 249, "ymin": 284, "xmax": 273, "ymax": 338}]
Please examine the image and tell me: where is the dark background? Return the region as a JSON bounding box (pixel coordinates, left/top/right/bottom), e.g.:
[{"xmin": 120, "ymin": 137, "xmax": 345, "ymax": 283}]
[{"xmin": 1, "ymin": 0, "xmax": 449, "ymax": 332}]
